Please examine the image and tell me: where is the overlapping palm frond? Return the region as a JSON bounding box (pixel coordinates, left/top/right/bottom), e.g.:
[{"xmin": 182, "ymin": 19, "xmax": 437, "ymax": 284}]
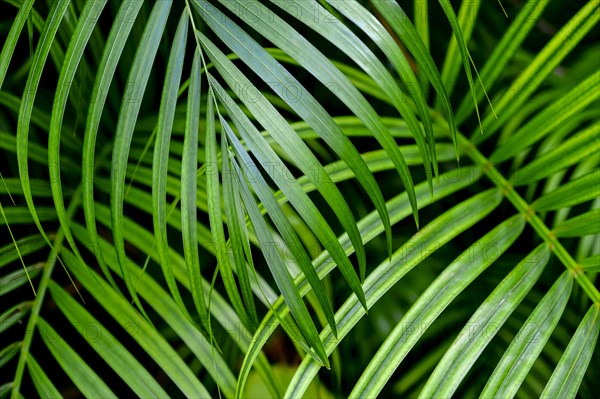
[{"xmin": 0, "ymin": 0, "xmax": 598, "ymax": 398}]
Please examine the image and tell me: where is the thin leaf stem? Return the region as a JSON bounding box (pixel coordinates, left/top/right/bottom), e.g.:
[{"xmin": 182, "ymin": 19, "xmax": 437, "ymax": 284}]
[
  {"xmin": 11, "ymin": 186, "xmax": 82, "ymax": 398},
  {"xmin": 11, "ymin": 144, "xmax": 112, "ymax": 398},
  {"xmin": 450, "ymin": 125, "xmax": 600, "ymax": 304}
]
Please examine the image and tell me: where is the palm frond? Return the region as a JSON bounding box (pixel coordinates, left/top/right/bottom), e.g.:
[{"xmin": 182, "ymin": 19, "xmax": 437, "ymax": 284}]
[{"xmin": 0, "ymin": 1, "xmax": 598, "ymax": 398}]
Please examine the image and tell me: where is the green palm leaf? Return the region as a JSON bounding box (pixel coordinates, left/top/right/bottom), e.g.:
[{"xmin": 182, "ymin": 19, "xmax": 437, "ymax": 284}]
[{"xmin": 1, "ymin": 1, "xmax": 597, "ymax": 398}]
